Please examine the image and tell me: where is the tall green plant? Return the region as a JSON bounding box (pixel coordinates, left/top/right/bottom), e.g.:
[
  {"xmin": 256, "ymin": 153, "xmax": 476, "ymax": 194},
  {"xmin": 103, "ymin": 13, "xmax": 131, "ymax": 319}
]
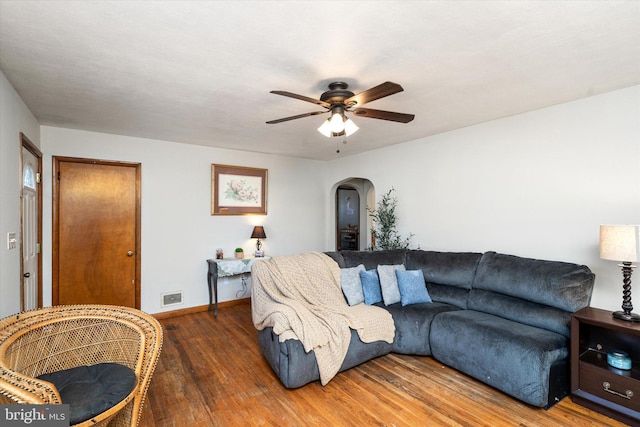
[{"xmin": 368, "ymin": 188, "xmax": 413, "ymax": 250}]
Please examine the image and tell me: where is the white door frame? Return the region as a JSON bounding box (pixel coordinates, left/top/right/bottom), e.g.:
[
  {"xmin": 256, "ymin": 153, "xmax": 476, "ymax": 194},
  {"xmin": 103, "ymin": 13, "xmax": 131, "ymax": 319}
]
[{"xmin": 20, "ymin": 133, "xmax": 42, "ymax": 311}]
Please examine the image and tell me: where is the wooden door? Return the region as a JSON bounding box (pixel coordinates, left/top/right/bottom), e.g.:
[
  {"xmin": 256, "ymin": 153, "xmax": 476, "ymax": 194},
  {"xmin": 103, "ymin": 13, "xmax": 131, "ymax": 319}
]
[{"xmin": 53, "ymin": 157, "xmax": 141, "ymax": 308}]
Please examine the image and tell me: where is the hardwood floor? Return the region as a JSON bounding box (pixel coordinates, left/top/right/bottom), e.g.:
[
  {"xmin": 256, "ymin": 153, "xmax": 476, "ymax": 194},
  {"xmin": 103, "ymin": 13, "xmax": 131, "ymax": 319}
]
[{"xmin": 141, "ymin": 302, "xmax": 626, "ymax": 426}]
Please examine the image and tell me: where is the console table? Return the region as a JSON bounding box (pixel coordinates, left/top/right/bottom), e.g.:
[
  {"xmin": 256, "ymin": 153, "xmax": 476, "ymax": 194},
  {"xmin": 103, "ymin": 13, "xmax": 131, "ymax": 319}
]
[{"xmin": 206, "ymin": 257, "xmax": 269, "ymax": 317}]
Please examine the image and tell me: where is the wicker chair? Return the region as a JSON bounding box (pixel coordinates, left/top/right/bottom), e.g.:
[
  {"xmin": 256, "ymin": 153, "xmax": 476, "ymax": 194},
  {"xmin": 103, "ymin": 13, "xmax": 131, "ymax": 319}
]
[{"xmin": 0, "ymin": 305, "xmax": 163, "ymax": 427}]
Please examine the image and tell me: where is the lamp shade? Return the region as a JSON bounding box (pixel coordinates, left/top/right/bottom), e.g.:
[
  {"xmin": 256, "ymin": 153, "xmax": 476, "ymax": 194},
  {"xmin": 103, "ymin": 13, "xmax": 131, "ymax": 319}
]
[
  {"xmin": 317, "ymin": 119, "xmax": 332, "ymax": 137},
  {"xmin": 343, "ymin": 117, "xmax": 359, "ymax": 136},
  {"xmin": 600, "ymin": 225, "xmax": 640, "ymax": 262},
  {"xmin": 329, "ymin": 111, "xmax": 345, "ymax": 133},
  {"xmin": 251, "ymin": 226, "xmax": 266, "ymax": 239}
]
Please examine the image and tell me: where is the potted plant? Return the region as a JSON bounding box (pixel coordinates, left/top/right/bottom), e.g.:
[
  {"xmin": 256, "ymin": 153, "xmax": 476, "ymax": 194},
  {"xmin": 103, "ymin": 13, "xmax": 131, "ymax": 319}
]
[
  {"xmin": 368, "ymin": 188, "xmax": 414, "ymax": 250},
  {"xmin": 235, "ymin": 247, "xmax": 244, "ymax": 259}
]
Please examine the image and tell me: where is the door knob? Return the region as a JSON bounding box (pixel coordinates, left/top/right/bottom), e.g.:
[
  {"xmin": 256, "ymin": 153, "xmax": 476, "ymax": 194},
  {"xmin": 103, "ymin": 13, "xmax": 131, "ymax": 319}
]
[
  {"xmin": 127, "ymin": 251, "xmax": 134, "ymax": 257},
  {"xmin": 23, "ymin": 272, "xmax": 30, "ymax": 278}
]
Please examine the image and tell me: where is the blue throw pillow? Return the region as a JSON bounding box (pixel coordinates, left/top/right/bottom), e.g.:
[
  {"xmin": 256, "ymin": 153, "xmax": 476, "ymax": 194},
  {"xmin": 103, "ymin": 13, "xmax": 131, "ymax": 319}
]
[
  {"xmin": 396, "ymin": 269, "xmax": 432, "ymax": 306},
  {"xmin": 360, "ymin": 269, "xmax": 382, "ymax": 305}
]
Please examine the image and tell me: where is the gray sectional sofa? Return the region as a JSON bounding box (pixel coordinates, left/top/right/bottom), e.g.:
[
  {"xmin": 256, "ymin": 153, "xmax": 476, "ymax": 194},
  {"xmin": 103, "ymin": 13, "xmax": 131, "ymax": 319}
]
[{"xmin": 255, "ymin": 249, "xmax": 595, "ymax": 408}]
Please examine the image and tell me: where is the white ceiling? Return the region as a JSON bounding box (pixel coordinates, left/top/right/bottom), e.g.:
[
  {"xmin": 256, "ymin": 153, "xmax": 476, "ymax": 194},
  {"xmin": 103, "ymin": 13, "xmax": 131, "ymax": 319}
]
[{"xmin": 1, "ymin": 1, "xmax": 639, "ymax": 160}]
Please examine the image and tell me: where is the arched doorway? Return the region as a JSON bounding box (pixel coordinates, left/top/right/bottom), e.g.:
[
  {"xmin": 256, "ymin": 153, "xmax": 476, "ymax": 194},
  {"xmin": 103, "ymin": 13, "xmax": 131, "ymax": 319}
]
[{"xmin": 332, "ymin": 178, "xmax": 375, "ymax": 251}]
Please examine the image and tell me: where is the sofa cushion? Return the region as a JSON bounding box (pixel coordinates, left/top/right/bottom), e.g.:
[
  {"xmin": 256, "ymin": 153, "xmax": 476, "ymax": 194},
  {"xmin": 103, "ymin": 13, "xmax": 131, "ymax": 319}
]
[
  {"xmin": 468, "ymin": 289, "xmax": 573, "ymax": 337},
  {"xmin": 423, "ymin": 283, "xmax": 469, "ymax": 310},
  {"xmin": 382, "ymin": 302, "xmax": 459, "ymax": 355},
  {"xmin": 340, "ymin": 264, "xmax": 366, "ymax": 306},
  {"xmin": 360, "ymin": 269, "xmax": 383, "ymax": 305},
  {"xmin": 378, "ymin": 264, "xmax": 405, "ymax": 305},
  {"xmin": 258, "ymin": 327, "xmax": 392, "ymax": 389},
  {"xmin": 406, "ymin": 250, "xmax": 482, "ymax": 289},
  {"xmin": 472, "ymin": 252, "xmax": 595, "ymax": 312},
  {"xmin": 430, "ymin": 310, "xmax": 569, "ymax": 407},
  {"xmin": 406, "ymin": 251, "xmax": 482, "ymax": 308},
  {"xmin": 396, "ymin": 269, "xmax": 432, "ymax": 306},
  {"xmin": 341, "ymin": 249, "xmax": 407, "ymax": 269},
  {"xmin": 324, "ymin": 251, "xmax": 346, "ymax": 268}
]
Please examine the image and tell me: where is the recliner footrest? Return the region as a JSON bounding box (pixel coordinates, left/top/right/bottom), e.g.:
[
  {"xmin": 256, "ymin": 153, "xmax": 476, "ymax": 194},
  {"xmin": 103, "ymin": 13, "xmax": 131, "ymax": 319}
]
[{"xmin": 430, "ymin": 310, "xmax": 568, "ymax": 407}]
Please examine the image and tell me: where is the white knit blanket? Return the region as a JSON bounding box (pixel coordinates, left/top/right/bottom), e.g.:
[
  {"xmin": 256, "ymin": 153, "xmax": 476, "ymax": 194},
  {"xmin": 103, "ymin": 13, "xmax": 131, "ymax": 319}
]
[{"xmin": 251, "ymin": 251, "xmax": 395, "ymax": 385}]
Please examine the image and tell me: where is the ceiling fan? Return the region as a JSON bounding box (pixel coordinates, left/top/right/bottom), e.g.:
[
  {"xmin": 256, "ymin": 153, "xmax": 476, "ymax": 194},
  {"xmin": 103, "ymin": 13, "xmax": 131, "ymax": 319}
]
[{"xmin": 266, "ymin": 81, "xmax": 415, "ymax": 138}]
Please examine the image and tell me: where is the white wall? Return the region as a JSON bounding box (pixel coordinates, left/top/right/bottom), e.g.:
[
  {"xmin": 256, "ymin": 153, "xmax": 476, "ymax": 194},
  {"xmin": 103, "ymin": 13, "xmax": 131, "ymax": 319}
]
[
  {"xmin": 3, "ymin": 71, "xmax": 638, "ymax": 317},
  {"xmin": 0, "ymin": 71, "xmax": 40, "ymax": 317},
  {"xmin": 326, "ymin": 85, "xmax": 640, "ymax": 312},
  {"xmin": 40, "ymin": 127, "xmax": 326, "ymax": 314}
]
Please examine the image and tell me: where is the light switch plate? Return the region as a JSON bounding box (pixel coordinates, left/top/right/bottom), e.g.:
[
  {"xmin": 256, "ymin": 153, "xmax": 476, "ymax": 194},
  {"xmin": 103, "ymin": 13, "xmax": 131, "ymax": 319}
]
[{"xmin": 7, "ymin": 232, "xmax": 17, "ymax": 250}]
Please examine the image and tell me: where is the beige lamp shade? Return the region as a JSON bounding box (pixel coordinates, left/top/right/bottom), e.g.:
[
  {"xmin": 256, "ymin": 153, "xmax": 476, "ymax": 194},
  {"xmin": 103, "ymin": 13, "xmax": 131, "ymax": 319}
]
[{"xmin": 600, "ymin": 225, "xmax": 640, "ymax": 262}]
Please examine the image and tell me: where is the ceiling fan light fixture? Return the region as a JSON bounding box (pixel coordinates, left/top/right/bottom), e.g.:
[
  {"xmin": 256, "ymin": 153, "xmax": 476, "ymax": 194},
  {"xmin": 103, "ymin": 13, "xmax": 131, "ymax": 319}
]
[
  {"xmin": 329, "ymin": 110, "xmax": 345, "ymax": 133},
  {"xmin": 343, "ymin": 117, "xmax": 359, "ymax": 137},
  {"xmin": 317, "ymin": 118, "xmax": 333, "ymax": 137},
  {"xmin": 317, "ymin": 113, "xmax": 359, "ymax": 138}
]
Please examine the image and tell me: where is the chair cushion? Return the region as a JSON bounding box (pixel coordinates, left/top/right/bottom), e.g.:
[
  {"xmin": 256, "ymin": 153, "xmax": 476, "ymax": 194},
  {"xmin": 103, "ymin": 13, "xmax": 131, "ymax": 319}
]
[{"xmin": 38, "ymin": 362, "xmax": 137, "ymax": 425}]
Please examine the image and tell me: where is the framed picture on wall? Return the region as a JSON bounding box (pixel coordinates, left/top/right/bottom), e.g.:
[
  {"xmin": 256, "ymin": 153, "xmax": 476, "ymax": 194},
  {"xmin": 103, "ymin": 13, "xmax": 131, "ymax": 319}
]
[{"xmin": 211, "ymin": 164, "xmax": 268, "ymax": 215}]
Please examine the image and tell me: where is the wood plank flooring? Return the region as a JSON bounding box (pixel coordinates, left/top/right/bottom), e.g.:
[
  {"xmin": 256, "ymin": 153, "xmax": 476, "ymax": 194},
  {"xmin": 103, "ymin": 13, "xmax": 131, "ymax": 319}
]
[{"xmin": 140, "ymin": 302, "xmax": 626, "ymax": 426}]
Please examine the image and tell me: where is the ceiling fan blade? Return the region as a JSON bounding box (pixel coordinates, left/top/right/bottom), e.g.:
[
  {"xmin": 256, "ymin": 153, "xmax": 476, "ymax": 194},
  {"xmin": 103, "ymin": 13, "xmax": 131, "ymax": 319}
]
[
  {"xmin": 266, "ymin": 111, "xmax": 326, "ymax": 124},
  {"xmin": 270, "ymin": 91, "xmax": 331, "ymax": 108},
  {"xmin": 343, "ymin": 82, "xmax": 404, "ymax": 107},
  {"xmin": 352, "ymin": 108, "xmax": 415, "ymax": 123}
]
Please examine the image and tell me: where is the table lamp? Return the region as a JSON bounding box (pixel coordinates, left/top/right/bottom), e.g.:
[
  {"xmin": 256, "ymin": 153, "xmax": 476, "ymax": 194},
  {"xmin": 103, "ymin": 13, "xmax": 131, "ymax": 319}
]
[
  {"xmin": 251, "ymin": 226, "xmax": 266, "ymax": 257},
  {"xmin": 600, "ymin": 225, "xmax": 640, "ymax": 322}
]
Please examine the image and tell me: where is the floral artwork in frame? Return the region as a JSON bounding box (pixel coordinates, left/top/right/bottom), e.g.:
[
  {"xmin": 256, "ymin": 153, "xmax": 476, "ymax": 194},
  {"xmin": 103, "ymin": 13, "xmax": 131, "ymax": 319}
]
[{"xmin": 211, "ymin": 164, "xmax": 268, "ymax": 215}]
